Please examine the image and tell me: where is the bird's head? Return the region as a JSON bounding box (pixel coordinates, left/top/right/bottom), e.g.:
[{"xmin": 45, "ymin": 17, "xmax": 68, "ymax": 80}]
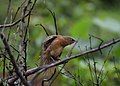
[{"xmin": 62, "ymin": 36, "xmax": 76, "ymax": 47}]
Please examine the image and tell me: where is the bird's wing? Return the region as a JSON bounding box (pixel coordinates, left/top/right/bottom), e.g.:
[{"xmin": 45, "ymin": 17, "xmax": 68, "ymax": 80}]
[{"xmin": 43, "ymin": 35, "xmax": 57, "ymax": 50}]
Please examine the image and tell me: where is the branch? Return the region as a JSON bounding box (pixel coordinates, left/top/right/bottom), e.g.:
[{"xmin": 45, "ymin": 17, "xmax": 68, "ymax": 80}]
[
  {"xmin": 35, "ymin": 24, "xmax": 50, "ymax": 36},
  {"xmin": 47, "ymin": 8, "xmax": 58, "ymax": 35},
  {"xmin": 0, "ymin": 33, "xmax": 30, "ymax": 86},
  {"xmin": 8, "ymin": 38, "xmax": 120, "ymax": 84},
  {"xmin": 26, "ymin": 38, "xmax": 120, "ymax": 76},
  {"xmin": 0, "ymin": 0, "xmax": 37, "ymax": 29}
]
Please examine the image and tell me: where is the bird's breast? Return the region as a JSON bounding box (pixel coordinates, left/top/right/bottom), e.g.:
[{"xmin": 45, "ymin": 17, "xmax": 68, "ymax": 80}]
[{"xmin": 50, "ymin": 46, "xmax": 63, "ymax": 59}]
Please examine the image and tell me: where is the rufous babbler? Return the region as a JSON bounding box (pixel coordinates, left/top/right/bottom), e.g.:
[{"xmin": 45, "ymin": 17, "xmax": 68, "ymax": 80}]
[{"xmin": 41, "ymin": 35, "xmax": 75, "ymax": 80}]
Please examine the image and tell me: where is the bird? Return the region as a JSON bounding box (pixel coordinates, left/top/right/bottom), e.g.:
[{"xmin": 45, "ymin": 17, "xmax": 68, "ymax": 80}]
[
  {"xmin": 41, "ymin": 35, "xmax": 75, "ymax": 65},
  {"xmin": 40, "ymin": 35, "xmax": 75, "ymax": 82}
]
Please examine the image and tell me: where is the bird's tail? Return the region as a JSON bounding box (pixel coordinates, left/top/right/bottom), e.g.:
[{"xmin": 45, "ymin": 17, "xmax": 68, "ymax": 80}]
[
  {"xmin": 40, "ymin": 53, "xmax": 56, "ymax": 85},
  {"xmin": 42, "ymin": 56, "xmax": 56, "ymax": 78}
]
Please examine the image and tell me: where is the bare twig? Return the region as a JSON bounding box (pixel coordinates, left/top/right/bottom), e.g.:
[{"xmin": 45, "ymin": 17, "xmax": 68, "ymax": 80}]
[
  {"xmin": 67, "ymin": 40, "xmax": 78, "ymax": 57},
  {"xmin": 10, "ymin": 45, "xmax": 19, "ymax": 53},
  {"xmin": 89, "ymin": 34, "xmax": 103, "ymax": 54},
  {"xmin": 61, "ymin": 68, "xmax": 83, "ymax": 86},
  {"xmin": 3, "ymin": 55, "xmax": 6, "ymax": 79},
  {"xmin": 6, "ymin": 38, "xmax": 120, "ymax": 84},
  {"xmin": 25, "ymin": 38, "xmax": 120, "ymax": 76},
  {"xmin": 19, "ymin": 0, "xmax": 32, "ymax": 80},
  {"xmin": 98, "ymin": 45, "xmax": 113, "ymax": 81},
  {"xmin": 1, "ymin": 0, "xmax": 12, "ymax": 33},
  {"xmin": 13, "ymin": 0, "xmax": 27, "ymax": 21},
  {"xmin": 83, "ymin": 45, "xmax": 94, "ymax": 85},
  {"xmin": 35, "ymin": 24, "xmax": 49, "ymax": 36},
  {"xmin": 0, "ymin": 33, "xmax": 30, "ymax": 86},
  {"xmin": 47, "ymin": 8, "xmax": 58, "ymax": 35},
  {"xmin": 42, "ymin": 69, "xmax": 56, "ymax": 86},
  {"xmin": 7, "ymin": 0, "xmax": 27, "ymax": 41},
  {"xmin": 49, "ymin": 63, "xmax": 67, "ymax": 86},
  {"xmin": 0, "ymin": 0, "xmax": 37, "ymax": 29},
  {"xmin": 113, "ymin": 56, "xmax": 120, "ymax": 79}
]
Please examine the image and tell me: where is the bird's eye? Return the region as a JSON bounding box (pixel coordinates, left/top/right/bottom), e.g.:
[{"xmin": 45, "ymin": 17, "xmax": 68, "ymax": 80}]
[{"xmin": 72, "ymin": 39, "xmax": 75, "ymax": 42}]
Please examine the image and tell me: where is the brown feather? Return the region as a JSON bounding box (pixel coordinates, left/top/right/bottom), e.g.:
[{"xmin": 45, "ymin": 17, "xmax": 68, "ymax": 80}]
[
  {"xmin": 40, "ymin": 35, "xmax": 75, "ymax": 85},
  {"xmin": 43, "ymin": 35, "xmax": 57, "ymax": 51}
]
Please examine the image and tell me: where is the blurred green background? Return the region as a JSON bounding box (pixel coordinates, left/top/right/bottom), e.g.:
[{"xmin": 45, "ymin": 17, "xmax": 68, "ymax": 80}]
[{"xmin": 0, "ymin": 0, "xmax": 120, "ymax": 86}]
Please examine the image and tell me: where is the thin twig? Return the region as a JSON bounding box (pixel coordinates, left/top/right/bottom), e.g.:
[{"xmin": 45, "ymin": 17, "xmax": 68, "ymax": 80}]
[
  {"xmin": 3, "ymin": 56, "xmax": 6, "ymax": 79},
  {"xmin": 0, "ymin": 0, "xmax": 37, "ymax": 29},
  {"xmin": 35, "ymin": 24, "xmax": 49, "ymax": 36},
  {"xmin": 83, "ymin": 45, "xmax": 94, "ymax": 86},
  {"xmin": 8, "ymin": 37, "xmax": 120, "ymax": 84},
  {"xmin": 67, "ymin": 40, "xmax": 78, "ymax": 57},
  {"xmin": 0, "ymin": 33, "xmax": 30, "ymax": 86},
  {"xmin": 1, "ymin": 0, "xmax": 12, "ymax": 32},
  {"xmin": 61, "ymin": 67, "xmax": 83, "ymax": 86},
  {"xmin": 98, "ymin": 45, "xmax": 113, "ymax": 81},
  {"xmin": 49, "ymin": 63, "xmax": 66, "ymax": 86},
  {"xmin": 25, "ymin": 38, "xmax": 120, "ymax": 76},
  {"xmin": 113, "ymin": 56, "xmax": 120, "ymax": 79},
  {"xmin": 42, "ymin": 69, "xmax": 56, "ymax": 86},
  {"xmin": 89, "ymin": 34, "xmax": 103, "ymax": 54},
  {"xmin": 47, "ymin": 8, "xmax": 58, "ymax": 35}
]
